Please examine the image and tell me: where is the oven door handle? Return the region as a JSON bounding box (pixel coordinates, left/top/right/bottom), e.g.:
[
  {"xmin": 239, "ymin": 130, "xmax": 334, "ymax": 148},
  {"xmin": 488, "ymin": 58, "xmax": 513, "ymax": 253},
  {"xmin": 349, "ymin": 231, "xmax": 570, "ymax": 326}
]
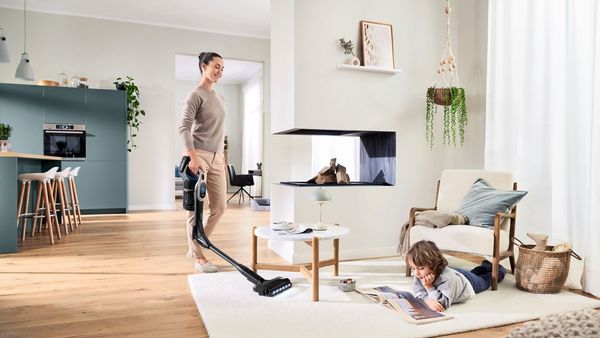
[{"xmin": 44, "ymin": 131, "xmax": 85, "ymax": 134}]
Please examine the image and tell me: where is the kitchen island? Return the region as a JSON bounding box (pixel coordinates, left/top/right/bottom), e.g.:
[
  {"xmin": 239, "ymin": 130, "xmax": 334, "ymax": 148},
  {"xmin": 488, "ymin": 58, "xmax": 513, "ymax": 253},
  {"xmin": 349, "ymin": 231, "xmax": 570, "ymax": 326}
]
[{"xmin": 0, "ymin": 152, "xmax": 61, "ymax": 254}]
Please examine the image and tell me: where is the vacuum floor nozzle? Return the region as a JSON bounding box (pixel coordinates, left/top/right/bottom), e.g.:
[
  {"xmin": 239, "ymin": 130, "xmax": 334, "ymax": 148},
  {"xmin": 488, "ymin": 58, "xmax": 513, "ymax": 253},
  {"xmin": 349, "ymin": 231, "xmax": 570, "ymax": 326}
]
[
  {"xmin": 180, "ymin": 155, "xmax": 292, "ymax": 298},
  {"xmin": 253, "ymin": 277, "xmax": 293, "ymax": 297}
]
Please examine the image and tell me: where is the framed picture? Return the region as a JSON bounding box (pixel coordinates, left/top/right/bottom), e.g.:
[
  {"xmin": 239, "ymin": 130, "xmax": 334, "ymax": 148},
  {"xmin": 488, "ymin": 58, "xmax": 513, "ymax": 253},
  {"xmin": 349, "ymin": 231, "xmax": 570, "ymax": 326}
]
[{"xmin": 360, "ymin": 21, "xmax": 395, "ymax": 69}]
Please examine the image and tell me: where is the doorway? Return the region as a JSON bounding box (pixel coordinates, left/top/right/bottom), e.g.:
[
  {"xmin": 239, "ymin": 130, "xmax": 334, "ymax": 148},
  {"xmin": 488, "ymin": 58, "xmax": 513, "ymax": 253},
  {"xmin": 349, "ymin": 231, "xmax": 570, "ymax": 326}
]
[{"xmin": 173, "ymin": 54, "xmax": 264, "ymax": 203}]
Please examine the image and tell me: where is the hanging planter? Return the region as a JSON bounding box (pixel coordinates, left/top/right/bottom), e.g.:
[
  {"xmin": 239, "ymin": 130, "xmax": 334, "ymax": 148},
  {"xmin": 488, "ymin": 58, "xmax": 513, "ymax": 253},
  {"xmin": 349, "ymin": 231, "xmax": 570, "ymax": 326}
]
[{"xmin": 426, "ymin": 0, "xmax": 468, "ymax": 148}]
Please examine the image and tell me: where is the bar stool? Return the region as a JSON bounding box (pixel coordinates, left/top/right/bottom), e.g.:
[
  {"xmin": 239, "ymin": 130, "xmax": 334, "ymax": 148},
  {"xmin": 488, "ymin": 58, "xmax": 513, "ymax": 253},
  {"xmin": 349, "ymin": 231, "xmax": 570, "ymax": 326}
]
[
  {"xmin": 67, "ymin": 167, "xmax": 82, "ymax": 227},
  {"xmin": 16, "ymin": 167, "xmax": 61, "ymax": 244},
  {"xmin": 52, "ymin": 167, "xmax": 73, "ymax": 234}
]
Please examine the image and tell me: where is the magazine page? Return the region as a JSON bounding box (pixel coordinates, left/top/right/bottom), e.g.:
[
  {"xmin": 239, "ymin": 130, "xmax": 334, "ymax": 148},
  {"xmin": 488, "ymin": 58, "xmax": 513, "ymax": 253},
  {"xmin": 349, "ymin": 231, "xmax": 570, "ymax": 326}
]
[{"xmin": 357, "ymin": 286, "xmax": 452, "ymax": 324}]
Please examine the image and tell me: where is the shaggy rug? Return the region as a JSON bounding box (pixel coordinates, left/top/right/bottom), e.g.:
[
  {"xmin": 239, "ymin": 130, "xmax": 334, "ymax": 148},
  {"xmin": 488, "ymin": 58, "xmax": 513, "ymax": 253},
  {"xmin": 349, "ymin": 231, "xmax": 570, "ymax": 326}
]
[
  {"xmin": 507, "ymin": 308, "xmax": 600, "ymax": 338},
  {"xmin": 188, "ymin": 256, "xmax": 600, "ymax": 338}
]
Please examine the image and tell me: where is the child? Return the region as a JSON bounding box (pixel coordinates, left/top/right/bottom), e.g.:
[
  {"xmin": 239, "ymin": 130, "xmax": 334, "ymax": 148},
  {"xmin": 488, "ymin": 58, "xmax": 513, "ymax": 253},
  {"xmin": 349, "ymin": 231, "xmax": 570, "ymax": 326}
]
[{"xmin": 405, "ymin": 240, "xmax": 506, "ymax": 311}]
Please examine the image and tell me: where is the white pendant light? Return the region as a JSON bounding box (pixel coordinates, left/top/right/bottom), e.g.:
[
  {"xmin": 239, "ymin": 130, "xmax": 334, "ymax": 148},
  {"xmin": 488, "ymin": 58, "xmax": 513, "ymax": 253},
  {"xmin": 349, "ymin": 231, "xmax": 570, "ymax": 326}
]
[
  {"xmin": 0, "ymin": 28, "xmax": 10, "ymax": 63},
  {"xmin": 15, "ymin": 0, "xmax": 34, "ymax": 81}
]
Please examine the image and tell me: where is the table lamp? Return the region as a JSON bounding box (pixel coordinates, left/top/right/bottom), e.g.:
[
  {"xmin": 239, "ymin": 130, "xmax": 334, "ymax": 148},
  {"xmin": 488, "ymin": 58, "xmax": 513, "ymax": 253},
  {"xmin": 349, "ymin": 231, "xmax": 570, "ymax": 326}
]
[{"xmin": 310, "ymin": 187, "xmax": 332, "ymax": 231}]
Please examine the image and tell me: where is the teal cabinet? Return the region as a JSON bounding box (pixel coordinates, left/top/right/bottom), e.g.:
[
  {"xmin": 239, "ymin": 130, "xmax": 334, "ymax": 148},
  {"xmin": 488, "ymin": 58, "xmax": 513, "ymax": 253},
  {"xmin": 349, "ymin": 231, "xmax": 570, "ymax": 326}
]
[
  {"xmin": 43, "ymin": 86, "xmax": 86, "ymax": 124},
  {"xmin": 0, "ymin": 84, "xmax": 44, "ymax": 154},
  {"xmin": 0, "ymin": 83, "xmax": 127, "ymax": 214},
  {"xmin": 86, "ymin": 89, "xmax": 127, "ymax": 162},
  {"xmin": 63, "ymin": 159, "xmax": 126, "ymax": 212}
]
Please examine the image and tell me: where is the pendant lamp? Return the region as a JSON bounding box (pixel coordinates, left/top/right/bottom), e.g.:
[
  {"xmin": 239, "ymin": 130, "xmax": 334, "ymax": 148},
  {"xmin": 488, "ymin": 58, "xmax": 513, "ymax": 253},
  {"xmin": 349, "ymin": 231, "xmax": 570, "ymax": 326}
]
[
  {"xmin": 0, "ymin": 28, "xmax": 9, "ymax": 63},
  {"xmin": 15, "ymin": 0, "xmax": 34, "ymax": 81}
]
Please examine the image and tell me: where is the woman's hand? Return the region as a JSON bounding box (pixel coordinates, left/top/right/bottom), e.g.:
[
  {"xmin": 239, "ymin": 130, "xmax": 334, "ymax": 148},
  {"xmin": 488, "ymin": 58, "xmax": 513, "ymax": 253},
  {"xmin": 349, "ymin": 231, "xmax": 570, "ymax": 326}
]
[
  {"xmin": 424, "ymin": 299, "xmax": 445, "ymax": 312},
  {"xmin": 419, "ymin": 273, "xmax": 436, "ymax": 289}
]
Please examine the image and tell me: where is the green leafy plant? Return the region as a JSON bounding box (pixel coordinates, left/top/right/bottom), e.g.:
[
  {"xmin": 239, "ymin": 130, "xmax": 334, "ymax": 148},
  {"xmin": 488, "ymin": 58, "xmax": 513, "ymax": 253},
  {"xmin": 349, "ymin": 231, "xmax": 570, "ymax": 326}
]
[
  {"xmin": 338, "ymin": 38, "xmax": 356, "ymax": 56},
  {"xmin": 425, "ymin": 87, "xmax": 468, "ymax": 148},
  {"xmin": 425, "ymin": 0, "xmax": 468, "ymax": 148},
  {"xmin": 426, "ymin": 87, "xmax": 467, "ymax": 148},
  {"xmin": 113, "ymin": 76, "xmax": 145, "ymax": 152},
  {"xmin": 0, "ymin": 123, "xmax": 13, "ymax": 140}
]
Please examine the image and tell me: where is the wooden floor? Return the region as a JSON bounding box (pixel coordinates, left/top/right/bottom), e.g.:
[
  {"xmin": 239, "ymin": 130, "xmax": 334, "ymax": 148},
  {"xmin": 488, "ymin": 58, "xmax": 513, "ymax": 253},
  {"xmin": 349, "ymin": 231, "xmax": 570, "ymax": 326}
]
[{"xmin": 0, "ymin": 200, "xmax": 596, "ymax": 337}]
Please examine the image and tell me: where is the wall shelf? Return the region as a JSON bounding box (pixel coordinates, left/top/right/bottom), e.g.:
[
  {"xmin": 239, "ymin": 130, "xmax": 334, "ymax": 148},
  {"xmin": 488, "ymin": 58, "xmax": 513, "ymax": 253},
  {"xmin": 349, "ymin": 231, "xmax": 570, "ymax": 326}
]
[{"xmin": 336, "ymin": 64, "xmax": 402, "ymax": 74}]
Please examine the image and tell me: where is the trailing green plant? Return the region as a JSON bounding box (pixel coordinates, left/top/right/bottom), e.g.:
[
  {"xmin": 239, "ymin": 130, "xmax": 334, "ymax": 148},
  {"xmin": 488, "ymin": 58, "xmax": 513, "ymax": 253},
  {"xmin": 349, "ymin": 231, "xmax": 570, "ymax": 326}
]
[
  {"xmin": 0, "ymin": 123, "xmax": 12, "ymax": 140},
  {"xmin": 426, "ymin": 87, "xmax": 467, "ymax": 148},
  {"xmin": 425, "ymin": 0, "xmax": 468, "ymax": 148},
  {"xmin": 113, "ymin": 76, "xmax": 145, "ymax": 152}
]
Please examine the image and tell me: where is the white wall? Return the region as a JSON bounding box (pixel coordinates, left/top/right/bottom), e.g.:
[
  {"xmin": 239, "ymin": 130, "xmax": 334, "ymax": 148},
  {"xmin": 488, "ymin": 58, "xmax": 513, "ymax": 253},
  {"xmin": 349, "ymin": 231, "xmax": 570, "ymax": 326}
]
[
  {"xmin": 271, "ymin": 0, "xmax": 487, "ymax": 194},
  {"xmin": 269, "ymin": 0, "xmax": 488, "ymax": 259},
  {"xmin": 0, "ymin": 8, "xmax": 270, "ymax": 210}
]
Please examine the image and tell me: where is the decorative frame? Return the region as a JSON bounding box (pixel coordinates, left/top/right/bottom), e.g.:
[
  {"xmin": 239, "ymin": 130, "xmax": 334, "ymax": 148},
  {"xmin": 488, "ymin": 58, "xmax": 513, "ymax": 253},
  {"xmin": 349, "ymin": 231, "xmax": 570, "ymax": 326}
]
[{"xmin": 360, "ymin": 20, "xmax": 395, "ymax": 69}]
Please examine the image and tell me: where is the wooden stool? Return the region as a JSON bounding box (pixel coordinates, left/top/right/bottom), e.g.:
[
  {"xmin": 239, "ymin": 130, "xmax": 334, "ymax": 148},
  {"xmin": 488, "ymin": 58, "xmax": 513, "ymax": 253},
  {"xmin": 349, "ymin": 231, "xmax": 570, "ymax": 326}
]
[
  {"xmin": 67, "ymin": 167, "xmax": 82, "ymax": 227},
  {"xmin": 16, "ymin": 167, "xmax": 61, "ymax": 244},
  {"xmin": 52, "ymin": 167, "xmax": 73, "ymax": 234}
]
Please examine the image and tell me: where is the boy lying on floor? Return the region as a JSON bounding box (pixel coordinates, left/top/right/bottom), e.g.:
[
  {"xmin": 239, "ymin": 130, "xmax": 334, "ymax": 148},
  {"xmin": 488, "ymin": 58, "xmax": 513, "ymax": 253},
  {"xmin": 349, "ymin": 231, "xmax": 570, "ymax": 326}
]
[{"xmin": 405, "ymin": 240, "xmax": 506, "ymax": 311}]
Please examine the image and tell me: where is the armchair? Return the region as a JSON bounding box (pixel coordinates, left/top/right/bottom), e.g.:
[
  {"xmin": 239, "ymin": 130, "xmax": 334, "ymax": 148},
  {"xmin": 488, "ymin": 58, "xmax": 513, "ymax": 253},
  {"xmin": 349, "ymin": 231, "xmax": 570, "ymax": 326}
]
[
  {"xmin": 227, "ymin": 164, "xmax": 255, "ymax": 204},
  {"xmin": 405, "ymin": 169, "xmax": 518, "ymax": 290}
]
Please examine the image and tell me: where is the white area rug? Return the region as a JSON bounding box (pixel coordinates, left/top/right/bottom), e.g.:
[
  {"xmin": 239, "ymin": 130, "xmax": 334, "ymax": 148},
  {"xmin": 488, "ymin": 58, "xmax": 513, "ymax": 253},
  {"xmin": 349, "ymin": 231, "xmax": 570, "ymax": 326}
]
[{"xmin": 188, "ymin": 257, "xmax": 600, "ymax": 338}]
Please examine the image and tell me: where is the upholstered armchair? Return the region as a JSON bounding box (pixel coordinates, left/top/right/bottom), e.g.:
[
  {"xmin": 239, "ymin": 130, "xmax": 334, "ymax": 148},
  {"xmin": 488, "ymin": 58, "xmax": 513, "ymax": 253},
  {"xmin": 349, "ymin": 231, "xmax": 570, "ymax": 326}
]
[{"xmin": 405, "ymin": 169, "xmax": 520, "ymax": 290}]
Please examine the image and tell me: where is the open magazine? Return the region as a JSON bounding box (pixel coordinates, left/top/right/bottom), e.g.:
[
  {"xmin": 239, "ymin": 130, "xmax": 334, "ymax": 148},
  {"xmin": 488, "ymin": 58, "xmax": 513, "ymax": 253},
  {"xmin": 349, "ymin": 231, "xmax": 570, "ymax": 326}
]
[{"xmin": 357, "ymin": 286, "xmax": 452, "ymax": 324}]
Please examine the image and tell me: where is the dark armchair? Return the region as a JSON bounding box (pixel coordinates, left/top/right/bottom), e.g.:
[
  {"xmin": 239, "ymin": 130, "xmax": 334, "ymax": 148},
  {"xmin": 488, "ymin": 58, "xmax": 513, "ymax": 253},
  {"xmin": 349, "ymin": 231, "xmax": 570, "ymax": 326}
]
[{"xmin": 227, "ymin": 164, "xmax": 255, "ymax": 203}]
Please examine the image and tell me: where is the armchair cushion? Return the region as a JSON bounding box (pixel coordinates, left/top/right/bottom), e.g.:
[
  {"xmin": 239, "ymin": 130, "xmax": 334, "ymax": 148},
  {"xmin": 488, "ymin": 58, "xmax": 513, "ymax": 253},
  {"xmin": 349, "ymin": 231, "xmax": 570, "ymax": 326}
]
[
  {"xmin": 455, "ymin": 178, "xmax": 527, "ymax": 229},
  {"xmin": 409, "ymin": 224, "xmax": 511, "ymax": 257}
]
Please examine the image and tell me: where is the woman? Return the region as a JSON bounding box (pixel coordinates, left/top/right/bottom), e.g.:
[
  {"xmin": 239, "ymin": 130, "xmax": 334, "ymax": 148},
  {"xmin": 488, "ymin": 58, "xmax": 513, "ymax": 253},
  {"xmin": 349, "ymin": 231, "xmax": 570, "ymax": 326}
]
[{"xmin": 178, "ymin": 52, "xmax": 226, "ymax": 273}]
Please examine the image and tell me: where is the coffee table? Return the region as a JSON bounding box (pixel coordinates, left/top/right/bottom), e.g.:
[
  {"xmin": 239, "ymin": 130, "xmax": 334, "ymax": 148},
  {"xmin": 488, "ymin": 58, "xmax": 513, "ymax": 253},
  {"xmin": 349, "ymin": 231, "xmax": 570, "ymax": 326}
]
[{"xmin": 252, "ymin": 224, "xmax": 350, "ymax": 301}]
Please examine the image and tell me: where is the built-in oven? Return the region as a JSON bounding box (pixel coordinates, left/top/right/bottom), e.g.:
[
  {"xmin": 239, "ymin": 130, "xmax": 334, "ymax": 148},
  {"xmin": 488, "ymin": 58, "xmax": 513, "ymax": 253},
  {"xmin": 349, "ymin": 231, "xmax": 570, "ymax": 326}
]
[{"xmin": 43, "ymin": 123, "xmax": 86, "ymax": 159}]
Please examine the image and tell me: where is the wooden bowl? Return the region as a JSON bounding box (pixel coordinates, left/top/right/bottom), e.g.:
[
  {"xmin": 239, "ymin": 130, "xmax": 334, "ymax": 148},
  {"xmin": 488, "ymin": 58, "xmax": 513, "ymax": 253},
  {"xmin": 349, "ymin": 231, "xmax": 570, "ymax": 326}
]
[{"xmin": 37, "ymin": 80, "xmax": 59, "ymax": 87}]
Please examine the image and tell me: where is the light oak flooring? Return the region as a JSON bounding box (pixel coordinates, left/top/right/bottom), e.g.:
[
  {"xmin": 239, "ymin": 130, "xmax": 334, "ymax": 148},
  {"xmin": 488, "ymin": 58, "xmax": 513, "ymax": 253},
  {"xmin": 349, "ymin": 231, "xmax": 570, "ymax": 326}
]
[{"xmin": 0, "ymin": 200, "xmax": 597, "ymax": 337}]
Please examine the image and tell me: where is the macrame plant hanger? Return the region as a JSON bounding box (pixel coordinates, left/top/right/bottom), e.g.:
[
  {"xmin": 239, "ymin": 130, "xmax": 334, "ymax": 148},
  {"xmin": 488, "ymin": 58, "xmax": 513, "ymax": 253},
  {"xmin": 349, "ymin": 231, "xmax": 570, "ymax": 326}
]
[
  {"xmin": 426, "ymin": 0, "xmax": 467, "ymax": 147},
  {"xmin": 432, "ymin": 0, "xmax": 462, "ymax": 92}
]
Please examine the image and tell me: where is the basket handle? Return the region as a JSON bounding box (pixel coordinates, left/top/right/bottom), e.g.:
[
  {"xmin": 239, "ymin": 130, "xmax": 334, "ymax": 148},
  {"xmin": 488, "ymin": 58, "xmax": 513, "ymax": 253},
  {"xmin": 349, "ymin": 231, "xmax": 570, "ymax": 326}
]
[
  {"xmin": 570, "ymin": 250, "xmax": 582, "ymax": 260},
  {"xmin": 513, "ymin": 237, "xmax": 526, "ymax": 247}
]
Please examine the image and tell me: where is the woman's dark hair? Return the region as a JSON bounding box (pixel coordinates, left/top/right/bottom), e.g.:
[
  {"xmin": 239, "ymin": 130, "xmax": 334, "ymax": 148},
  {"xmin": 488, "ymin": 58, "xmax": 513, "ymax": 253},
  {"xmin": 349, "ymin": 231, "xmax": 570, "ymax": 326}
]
[
  {"xmin": 405, "ymin": 240, "xmax": 448, "ymax": 276},
  {"xmin": 198, "ymin": 52, "xmax": 223, "ymax": 73}
]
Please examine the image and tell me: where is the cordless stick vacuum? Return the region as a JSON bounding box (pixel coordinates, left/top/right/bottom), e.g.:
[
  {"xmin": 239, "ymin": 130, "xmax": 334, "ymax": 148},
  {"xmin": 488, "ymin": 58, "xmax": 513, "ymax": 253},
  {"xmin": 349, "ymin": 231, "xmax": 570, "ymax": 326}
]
[{"xmin": 180, "ymin": 156, "xmax": 292, "ymax": 297}]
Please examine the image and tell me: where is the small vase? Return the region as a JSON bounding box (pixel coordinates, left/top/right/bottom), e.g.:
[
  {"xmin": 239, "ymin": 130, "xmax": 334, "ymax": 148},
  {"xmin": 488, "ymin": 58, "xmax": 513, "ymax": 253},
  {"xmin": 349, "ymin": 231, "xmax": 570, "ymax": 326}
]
[
  {"xmin": 0, "ymin": 140, "xmax": 10, "ymax": 152},
  {"xmin": 347, "ymin": 56, "xmax": 360, "ymax": 66}
]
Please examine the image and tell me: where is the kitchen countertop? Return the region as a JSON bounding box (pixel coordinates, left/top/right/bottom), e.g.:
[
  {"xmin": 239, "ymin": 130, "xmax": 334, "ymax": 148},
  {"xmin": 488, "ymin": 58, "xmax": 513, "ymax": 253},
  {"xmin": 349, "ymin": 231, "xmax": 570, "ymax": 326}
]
[{"xmin": 0, "ymin": 152, "xmax": 62, "ymax": 161}]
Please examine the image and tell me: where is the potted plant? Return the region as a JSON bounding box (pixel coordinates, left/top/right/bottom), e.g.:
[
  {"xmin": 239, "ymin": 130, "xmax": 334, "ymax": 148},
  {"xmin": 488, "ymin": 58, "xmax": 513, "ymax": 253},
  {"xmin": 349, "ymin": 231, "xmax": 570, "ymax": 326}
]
[
  {"xmin": 425, "ymin": 0, "xmax": 468, "ymax": 148},
  {"xmin": 338, "ymin": 37, "xmax": 360, "ymax": 66},
  {"xmin": 114, "ymin": 76, "xmax": 146, "ymax": 152},
  {"xmin": 0, "ymin": 123, "xmax": 12, "ymax": 152},
  {"xmin": 426, "ymin": 87, "xmax": 467, "ymax": 147}
]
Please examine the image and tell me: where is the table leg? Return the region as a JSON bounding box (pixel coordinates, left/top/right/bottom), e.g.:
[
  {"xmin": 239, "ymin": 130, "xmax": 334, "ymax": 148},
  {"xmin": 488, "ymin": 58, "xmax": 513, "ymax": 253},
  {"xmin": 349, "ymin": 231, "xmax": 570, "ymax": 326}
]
[
  {"xmin": 333, "ymin": 238, "xmax": 339, "ymax": 276},
  {"xmin": 312, "ymin": 236, "xmax": 319, "ymax": 302},
  {"xmin": 252, "ymin": 226, "xmax": 257, "ymax": 272}
]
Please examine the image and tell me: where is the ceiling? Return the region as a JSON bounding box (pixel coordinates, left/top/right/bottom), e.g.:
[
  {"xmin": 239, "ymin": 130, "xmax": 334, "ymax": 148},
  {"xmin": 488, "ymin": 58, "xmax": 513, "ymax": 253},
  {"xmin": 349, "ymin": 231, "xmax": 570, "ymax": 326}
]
[
  {"xmin": 176, "ymin": 55, "xmax": 262, "ymax": 84},
  {"xmin": 0, "ymin": 0, "xmax": 271, "ymax": 39}
]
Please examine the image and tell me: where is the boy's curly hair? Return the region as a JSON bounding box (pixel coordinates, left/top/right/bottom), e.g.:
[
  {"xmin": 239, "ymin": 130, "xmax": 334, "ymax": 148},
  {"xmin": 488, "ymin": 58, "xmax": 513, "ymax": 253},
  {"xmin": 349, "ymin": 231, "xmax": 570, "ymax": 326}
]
[{"xmin": 405, "ymin": 240, "xmax": 448, "ymax": 276}]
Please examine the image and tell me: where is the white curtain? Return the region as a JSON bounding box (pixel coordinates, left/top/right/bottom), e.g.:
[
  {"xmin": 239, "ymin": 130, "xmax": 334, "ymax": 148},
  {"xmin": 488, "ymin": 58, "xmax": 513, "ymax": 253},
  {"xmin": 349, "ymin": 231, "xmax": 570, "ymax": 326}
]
[
  {"xmin": 486, "ymin": 0, "xmax": 600, "ymax": 296},
  {"xmin": 311, "ymin": 136, "xmax": 360, "ymax": 181},
  {"xmin": 241, "ymin": 71, "xmax": 263, "ymax": 173}
]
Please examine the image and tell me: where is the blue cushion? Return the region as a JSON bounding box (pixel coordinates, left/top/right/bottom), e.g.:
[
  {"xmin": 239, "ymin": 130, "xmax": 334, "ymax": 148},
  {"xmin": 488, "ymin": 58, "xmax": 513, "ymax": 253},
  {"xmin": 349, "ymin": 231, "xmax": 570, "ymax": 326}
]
[{"xmin": 455, "ymin": 178, "xmax": 527, "ymax": 229}]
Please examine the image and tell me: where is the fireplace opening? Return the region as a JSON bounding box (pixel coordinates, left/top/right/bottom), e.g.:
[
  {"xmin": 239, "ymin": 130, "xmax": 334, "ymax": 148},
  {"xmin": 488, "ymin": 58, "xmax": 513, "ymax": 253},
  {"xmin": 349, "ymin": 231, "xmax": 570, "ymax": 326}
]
[{"xmin": 276, "ymin": 129, "xmax": 396, "ymax": 186}]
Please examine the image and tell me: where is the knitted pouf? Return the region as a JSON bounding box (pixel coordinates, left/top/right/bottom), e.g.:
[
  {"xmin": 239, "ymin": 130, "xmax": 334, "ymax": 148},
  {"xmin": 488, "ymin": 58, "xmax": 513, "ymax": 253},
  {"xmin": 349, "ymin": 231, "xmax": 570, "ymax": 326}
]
[{"xmin": 507, "ymin": 308, "xmax": 600, "ymax": 338}]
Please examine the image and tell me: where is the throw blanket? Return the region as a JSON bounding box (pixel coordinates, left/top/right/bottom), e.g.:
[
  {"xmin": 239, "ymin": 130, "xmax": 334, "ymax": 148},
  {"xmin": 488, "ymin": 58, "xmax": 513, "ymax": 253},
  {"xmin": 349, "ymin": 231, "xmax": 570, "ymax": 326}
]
[{"xmin": 397, "ymin": 211, "xmax": 468, "ymax": 257}]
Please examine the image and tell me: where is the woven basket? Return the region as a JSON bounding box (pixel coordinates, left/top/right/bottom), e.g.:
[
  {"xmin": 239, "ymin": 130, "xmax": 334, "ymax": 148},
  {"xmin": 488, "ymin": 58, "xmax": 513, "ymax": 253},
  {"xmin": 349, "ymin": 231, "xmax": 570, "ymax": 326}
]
[
  {"xmin": 514, "ymin": 239, "xmax": 581, "ymax": 294},
  {"xmin": 427, "ymin": 87, "xmax": 453, "ymax": 106}
]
